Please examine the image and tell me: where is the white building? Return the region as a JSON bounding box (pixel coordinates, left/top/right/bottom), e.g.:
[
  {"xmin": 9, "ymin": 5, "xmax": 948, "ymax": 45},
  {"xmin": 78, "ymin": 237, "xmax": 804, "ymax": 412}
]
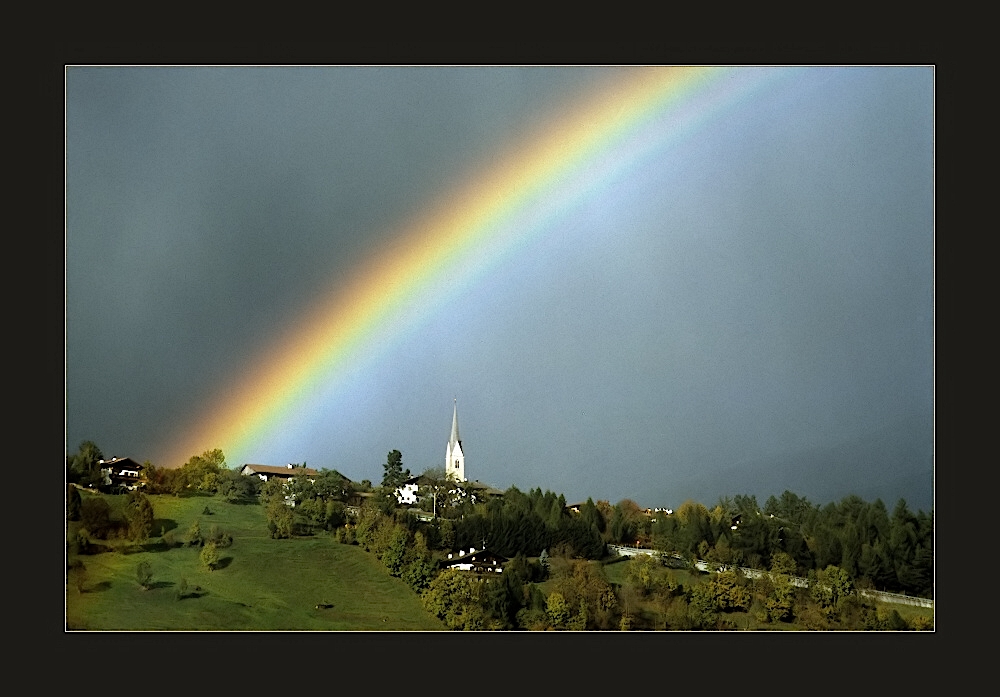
[
  {"xmin": 445, "ymin": 399, "xmax": 466, "ymax": 482},
  {"xmin": 396, "ymin": 475, "xmax": 421, "ymax": 505}
]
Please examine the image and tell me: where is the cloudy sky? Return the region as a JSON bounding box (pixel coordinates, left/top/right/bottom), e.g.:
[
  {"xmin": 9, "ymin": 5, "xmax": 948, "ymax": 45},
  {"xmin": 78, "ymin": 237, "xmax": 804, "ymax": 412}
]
[{"xmin": 66, "ymin": 66, "xmax": 934, "ymax": 512}]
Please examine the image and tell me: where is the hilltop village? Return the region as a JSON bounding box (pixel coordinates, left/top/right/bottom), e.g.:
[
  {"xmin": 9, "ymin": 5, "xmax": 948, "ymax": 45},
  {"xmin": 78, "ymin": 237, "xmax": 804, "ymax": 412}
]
[{"xmin": 67, "ymin": 400, "xmax": 933, "ymax": 630}]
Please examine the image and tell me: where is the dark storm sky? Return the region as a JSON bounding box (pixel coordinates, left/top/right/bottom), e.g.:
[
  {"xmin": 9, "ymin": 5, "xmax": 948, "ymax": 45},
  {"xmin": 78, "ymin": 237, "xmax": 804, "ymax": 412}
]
[{"xmin": 66, "ymin": 66, "xmax": 934, "ymax": 511}]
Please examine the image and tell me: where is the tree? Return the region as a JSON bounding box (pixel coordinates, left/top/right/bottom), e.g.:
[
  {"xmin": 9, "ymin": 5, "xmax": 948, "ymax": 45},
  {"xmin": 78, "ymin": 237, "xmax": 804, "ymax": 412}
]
[
  {"xmin": 421, "ymin": 568, "xmax": 486, "ymax": 630},
  {"xmin": 218, "ymin": 468, "xmax": 260, "ymax": 503},
  {"xmin": 686, "ymin": 582, "xmax": 719, "ymax": 629},
  {"xmin": 186, "ymin": 519, "xmax": 203, "ymax": 547},
  {"xmin": 545, "ymin": 592, "xmax": 570, "ymax": 628},
  {"xmin": 123, "ymin": 490, "xmax": 155, "ymax": 542},
  {"xmin": 760, "ymin": 573, "xmax": 795, "ymax": 622},
  {"xmin": 200, "ymin": 541, "xmax": 220, "ymax": 570},
  {"xmin": 69, "ymin": 441, "xmax": 105, "ymax": 487},
  {"xmin": 770, "ymin": 550, "xmax": 797, "ymax": 576},
  {"xmin": 381, "ymin": 450, "xmax": 410, "ymax": 490},
  {"xmin": 625, "ymin": 554, "xmax": 659, "ymax": 596},
  {"xmin": 325, "ymin": 500, "xmax": 347, "ymax": 529},
  {"xmin": 312, "ymin": 469, "xmax": 352, "ymax": 502},
  {"xmin": 266, "ymin": 500, "xmax": 295, "ymax": 539},
  {"xmin": 67, "ymin": 485, "xmax": 82, "ymax": 521},
  {"xmin": 136, "ymin": 561, "xmax": 153, "ymax": 590},
  {"xmin": 180, "ymin": 449, "xmax": 227, "ymax": 493},
  {"xmin": 811, "ymin": 564, "xmax": 853, "ymax": 612},
  {"xmin": 382, "ymin": 526, "xmax": 411, "ymax": 576},
  {"xmin": 401, "ymin": 557, "xmax": 437, "ymax": 593},
  {"xmin": 80, "ymin": 496, "xmax": 113, "ymax": 538},
  {"xmin": 580, "ymin": 498, "xmax": 606, "ymax": 534},
  {"xmin": 568, "ymin": 599, "xmax": 588, "ymax": 631},
  {"xmin": 260, "ymin": 477, "xmax": 287, "ymax": 506},
  {"xmin": 143, "ymin": 464, "xmax": 185, "ymax": 496}
]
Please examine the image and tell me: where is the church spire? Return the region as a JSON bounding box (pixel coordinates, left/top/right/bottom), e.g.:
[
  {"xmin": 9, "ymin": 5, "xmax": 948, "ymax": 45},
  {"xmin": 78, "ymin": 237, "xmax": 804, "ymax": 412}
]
[
  {"xmin": 450, "ymin": 398, "xmax": 461, "ymax": 447},
  {"xmin": 446, "ymin": 398, "xmax": 466, "ymax": 482}
]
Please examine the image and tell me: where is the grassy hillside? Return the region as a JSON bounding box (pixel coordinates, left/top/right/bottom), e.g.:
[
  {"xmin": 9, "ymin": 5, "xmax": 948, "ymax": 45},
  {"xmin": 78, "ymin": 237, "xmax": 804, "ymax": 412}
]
[{"xmin": 66, "ymin": 492, "xmax": 444, "ymax": 631}]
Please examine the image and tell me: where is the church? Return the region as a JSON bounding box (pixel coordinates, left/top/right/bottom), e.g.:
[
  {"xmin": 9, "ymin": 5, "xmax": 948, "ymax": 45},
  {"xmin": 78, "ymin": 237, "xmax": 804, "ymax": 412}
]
[{"xmin": 445, "ymin": 398, "xmax": 466, "ymax": 482}]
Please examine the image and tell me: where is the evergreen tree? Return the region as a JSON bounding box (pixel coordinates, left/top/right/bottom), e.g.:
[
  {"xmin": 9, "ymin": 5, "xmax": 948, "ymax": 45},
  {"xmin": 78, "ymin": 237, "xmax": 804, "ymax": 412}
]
[
  {"xmin": 200, "ymin": 541, "xmax": 220, "ymax": 570},
  {"xmin": 69, "ymin": 441, "xmax": 105, "ymax": 487},
  {"xmin": 123, "ymin": 490, "xmax": 155, "ymax": 542},
  {"xmin": 381, "ymin": 450, "xmax": 410, "ymax": 490}
]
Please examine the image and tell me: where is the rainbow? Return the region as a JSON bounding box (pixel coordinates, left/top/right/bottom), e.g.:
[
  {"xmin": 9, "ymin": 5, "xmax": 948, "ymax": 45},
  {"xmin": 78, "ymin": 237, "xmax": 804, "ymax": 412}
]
[{"xmin": 160, "ymin": 66, "xmax": 788, "ymax": 467}]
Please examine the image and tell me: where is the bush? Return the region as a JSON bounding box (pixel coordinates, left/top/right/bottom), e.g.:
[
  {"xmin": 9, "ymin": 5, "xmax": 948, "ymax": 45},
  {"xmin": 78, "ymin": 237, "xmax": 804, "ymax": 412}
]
[
  {"xmin": 67, "ymin": 486, "xmax": 82, "ymax": 521},
  {"xmin": 200, "ymin": 541, "xmax": 220, "ymax": 571},
  {"xmin": 335, "ymin": 526, "xmax": 357, "ymax": 545},
  {"xmin": 266, "ymin": 500, "xmax": 294, "ymax": 539},
  {"xmin": 74, "ymin": 528, "xmax": 91, "ymax": 555},
  {"xmin": 68, "ymin": 559, "xmax": 88, "ymax": 594},
  {"xmin": 186, "ymin": 520, "xmax": 202, "ymax": 547},
  {"xmin": 80, "ymin": 497, "xmax": 113, "ymax": 539},
  {"xmin": 136, "ymin": 561, "xmax": 153, "ymax": 590},
  {"xmin": 207, "ymin": 524, "xmax": 233, "ymax": 548}
]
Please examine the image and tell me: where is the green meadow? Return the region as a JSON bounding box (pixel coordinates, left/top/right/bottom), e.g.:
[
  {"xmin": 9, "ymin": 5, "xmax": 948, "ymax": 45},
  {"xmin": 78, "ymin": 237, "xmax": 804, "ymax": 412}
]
[{"xmin": 66, "ymin": 492, "xmax": 445, "ymax": 631}]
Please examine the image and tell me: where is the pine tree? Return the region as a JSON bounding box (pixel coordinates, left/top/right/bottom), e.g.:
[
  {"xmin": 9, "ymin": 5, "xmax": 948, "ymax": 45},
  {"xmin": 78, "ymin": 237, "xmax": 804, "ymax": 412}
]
[{"xmin": 381, "ymin": 450, "xmax": 410, "ymax": 489}]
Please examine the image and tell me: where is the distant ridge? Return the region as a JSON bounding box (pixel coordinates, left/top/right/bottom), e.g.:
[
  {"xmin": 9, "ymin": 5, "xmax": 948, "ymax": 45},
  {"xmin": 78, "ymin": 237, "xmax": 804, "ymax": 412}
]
[{"xmin": 665, "ymin": 412, "xmax": 934, "ymax": 512}]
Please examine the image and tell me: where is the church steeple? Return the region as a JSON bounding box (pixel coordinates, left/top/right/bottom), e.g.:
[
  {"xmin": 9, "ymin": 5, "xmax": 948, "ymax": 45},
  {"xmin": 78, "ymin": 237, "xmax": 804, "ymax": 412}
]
[
  {"xmin": 450, "ymin": 398, "xmax": 461, "ymax": 447},
  {"xmin": 446, "ymin": 398, "xmax": 466, "ymax": 482}
]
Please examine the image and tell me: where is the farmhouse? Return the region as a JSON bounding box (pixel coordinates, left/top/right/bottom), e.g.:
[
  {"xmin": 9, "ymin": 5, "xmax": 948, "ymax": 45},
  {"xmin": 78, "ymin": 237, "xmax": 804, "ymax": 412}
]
[
  {"xmin": 240, "ymin": 463, "xmax": 319, "ymax": 483},
  {"xmin": 464, "ymin": 480, "xmax": 504, "ymax": 501},
  {"xmin": 99, "ymin": 457, "xmax": 143, "ymax": 490},
  {"xmin": 440, "ymin": 547, "xmax": 508, "ymax": 575}
]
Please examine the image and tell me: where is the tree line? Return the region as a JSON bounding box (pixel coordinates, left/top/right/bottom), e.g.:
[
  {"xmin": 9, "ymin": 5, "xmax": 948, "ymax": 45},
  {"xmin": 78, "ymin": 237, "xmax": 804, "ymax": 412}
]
[{"xmin": 67, "ymin": 441, "xmax": 933, "ymax": 626}]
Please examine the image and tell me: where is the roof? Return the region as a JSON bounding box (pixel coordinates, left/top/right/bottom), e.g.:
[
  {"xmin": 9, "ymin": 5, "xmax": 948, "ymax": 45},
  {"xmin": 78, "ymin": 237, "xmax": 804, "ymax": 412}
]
[
  {"xmin": 100, "ymin": 457, "xmax": 142, "ymax": 471},
  {"xmin": 241, "ymin": 464, "xmax": 320, "ymax": 477},
  {"xmin": 465, "ymin": 480, "xmax": 505, "ymax": 497}
]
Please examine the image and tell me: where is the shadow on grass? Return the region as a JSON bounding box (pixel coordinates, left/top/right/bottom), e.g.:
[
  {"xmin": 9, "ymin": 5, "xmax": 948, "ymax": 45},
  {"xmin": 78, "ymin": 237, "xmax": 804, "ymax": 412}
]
[
  {"xmin": 148, "ymin": 580, "xmax": 175, "ymax": 590},
  {"xmin": 216, "ymin": 556, "xmax": 234, "ymax": 570},
  {"xmin": 120, "ymin": 544, "xmax": 153, "ymax": 555},
  {"xmin": 89, "ymin": 581, "xmax": 112, "ymax": 592},
  {"xmin": 147, "ymin": 536, "xmax": 193, "ymax": 552},
  {"xmin": 153, "ymin": 518, "xmax": 178, "ymax": 534}
]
